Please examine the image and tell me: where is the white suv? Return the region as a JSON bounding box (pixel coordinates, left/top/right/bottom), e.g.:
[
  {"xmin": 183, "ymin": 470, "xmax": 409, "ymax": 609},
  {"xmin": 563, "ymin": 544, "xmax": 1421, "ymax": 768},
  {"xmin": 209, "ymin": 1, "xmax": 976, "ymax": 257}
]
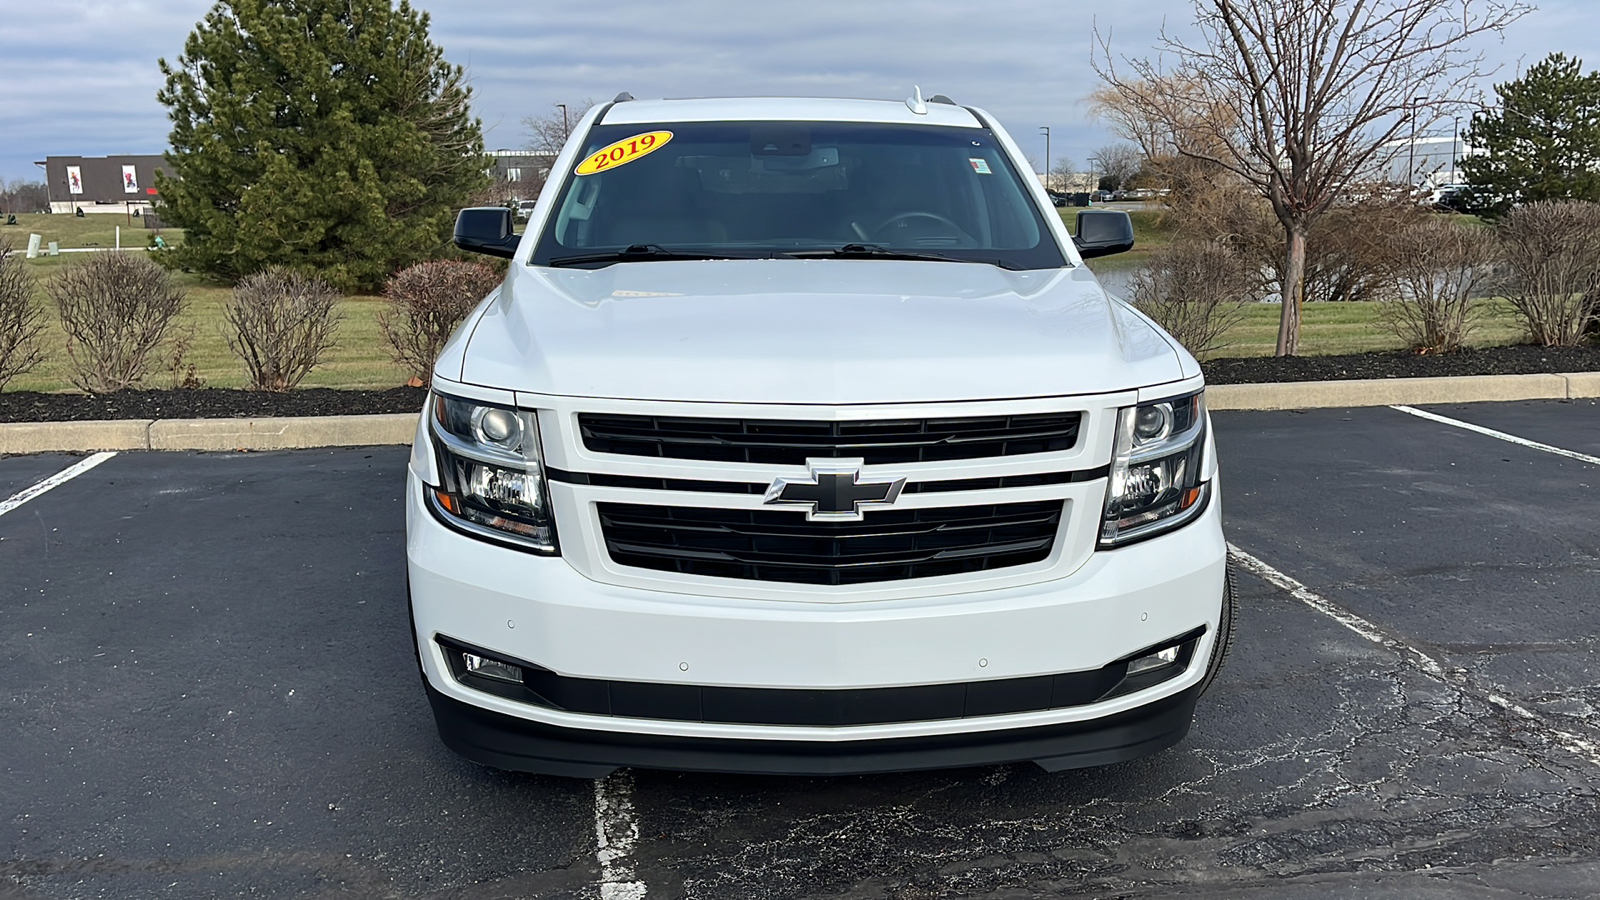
[{"xmin": 406, "ymin": 92, "xmax": 1232, "ymax": 777}]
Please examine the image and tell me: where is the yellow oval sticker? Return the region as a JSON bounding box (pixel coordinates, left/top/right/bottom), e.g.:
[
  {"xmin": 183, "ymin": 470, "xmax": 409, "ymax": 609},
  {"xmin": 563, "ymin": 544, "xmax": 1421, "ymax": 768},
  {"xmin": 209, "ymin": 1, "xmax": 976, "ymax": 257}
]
[{"xmin": 574, "ymin": 131, "xmax": 673, "ymax": 175}]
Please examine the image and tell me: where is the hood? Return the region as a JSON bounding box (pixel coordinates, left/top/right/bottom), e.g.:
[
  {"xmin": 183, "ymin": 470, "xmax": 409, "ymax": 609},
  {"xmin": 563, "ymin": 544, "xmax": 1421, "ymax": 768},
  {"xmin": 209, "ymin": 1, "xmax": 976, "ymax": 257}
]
[{"xmin": 455, "ymin": 259, "xmax": 1191, "ymax": 404}]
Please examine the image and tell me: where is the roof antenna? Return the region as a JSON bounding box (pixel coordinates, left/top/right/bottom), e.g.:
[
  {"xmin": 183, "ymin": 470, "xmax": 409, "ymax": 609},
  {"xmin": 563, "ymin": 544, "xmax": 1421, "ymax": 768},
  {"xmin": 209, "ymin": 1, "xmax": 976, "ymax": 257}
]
[{"xmin": 905, "ymin": 85, "xmax": 928, "ymax": 115}]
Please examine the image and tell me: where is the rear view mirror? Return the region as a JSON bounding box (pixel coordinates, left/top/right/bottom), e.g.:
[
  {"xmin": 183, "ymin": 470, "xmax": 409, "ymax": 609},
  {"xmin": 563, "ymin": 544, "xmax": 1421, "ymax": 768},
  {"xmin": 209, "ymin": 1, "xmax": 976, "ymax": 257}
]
[
  {"xmin": 454, "ymin": 207, "xmax": 519, "ymax": 258},
  {"xmin": 760, "ymin": 148, "xmax": 840, "ymax": 172},
  {"xmin": 1073, "ymin": 209, "xmax": 1135, "ymax": 259}
]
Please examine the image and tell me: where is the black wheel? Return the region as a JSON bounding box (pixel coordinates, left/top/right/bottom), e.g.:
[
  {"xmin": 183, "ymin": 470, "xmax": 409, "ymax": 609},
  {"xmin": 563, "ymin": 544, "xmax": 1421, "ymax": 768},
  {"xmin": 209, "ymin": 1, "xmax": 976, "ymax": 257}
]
[{"xmin": 1198, "ymin": 564, "xmax": 1236, "ymax": 696}]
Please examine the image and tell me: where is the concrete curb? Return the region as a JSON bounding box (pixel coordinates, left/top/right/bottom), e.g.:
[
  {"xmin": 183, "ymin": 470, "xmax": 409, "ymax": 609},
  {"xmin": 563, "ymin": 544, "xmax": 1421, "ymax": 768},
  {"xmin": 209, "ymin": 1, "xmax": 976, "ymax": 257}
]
[
  {"xmin": 0, "ymin": 419, "xmax": 157, "ymax": 454},
  {"xmin": 1205, "ymin": 372, "xmax": 1582, "ymax": 411},
  {"xmin": 0, "ymin": 413, "xmax": 416, "ymax": 455},
  {"xmin": 1, "ymin": 374, "xmax": 1595, "ymax": 455}
]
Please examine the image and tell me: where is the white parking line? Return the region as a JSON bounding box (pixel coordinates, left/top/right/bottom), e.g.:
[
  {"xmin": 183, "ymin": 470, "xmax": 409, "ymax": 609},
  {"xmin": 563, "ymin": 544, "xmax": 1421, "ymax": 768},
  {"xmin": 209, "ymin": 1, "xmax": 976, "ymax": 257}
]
[
  {"xmin": 0, "ymin": 452, "xmax": 117, "ymax": 518},
  {"xmin": 594, "ymin": 770, "xmax": 647, "ymax": 900},
  {"xmin": 1229, "ymin": 543, "xmax": 1600, "ymax": 769},
  {"xmin": 1391, "ymin": 405, "xmax": 1600, "ymax": 466}
]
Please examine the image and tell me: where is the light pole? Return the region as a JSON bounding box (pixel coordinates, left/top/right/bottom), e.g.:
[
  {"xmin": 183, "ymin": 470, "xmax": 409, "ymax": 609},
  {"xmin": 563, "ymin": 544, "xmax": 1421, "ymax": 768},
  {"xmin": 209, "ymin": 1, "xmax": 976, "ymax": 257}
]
[
  {"xmin": 1038, "ymin": 126, "xmax": 1051, "ymax": 190},
  {"xmin": 557, "ymin": 104, "xmax": 569, "ymax": 143},
  {"xmin": 1452, "ymin": 115, "xmax": 1461, "ymax": 178},
  {"xmin": 1408, "ymin": 96, "xmax": 1426, "ymax": 187}
]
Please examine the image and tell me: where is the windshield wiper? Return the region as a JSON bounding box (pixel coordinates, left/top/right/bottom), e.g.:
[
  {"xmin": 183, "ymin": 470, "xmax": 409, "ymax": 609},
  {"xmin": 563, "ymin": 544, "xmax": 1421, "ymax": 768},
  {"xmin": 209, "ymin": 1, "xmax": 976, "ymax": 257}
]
[
  {"xmin": 785, "ymin": 244, "xmax": 1022, "ymax": 270},
  {"xmin": 548, "ymin": 244, "xmax": 764, "ymax": 267}
]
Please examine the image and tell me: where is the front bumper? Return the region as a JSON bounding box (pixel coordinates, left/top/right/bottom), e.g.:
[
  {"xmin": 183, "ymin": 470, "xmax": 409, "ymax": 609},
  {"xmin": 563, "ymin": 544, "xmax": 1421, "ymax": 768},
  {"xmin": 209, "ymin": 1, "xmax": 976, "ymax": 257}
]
[
  {"xmin": 407, "ymin": 467, "xmax": 1227, "ymax": 774},
  {"xmin": 425, "ymin": 677, "xmax": 1204, "ymax": 778}
]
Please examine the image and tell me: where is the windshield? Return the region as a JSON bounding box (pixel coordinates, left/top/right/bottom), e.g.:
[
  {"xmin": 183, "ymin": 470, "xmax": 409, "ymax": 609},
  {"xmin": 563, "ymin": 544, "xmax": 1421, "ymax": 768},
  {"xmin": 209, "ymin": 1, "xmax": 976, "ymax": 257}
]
[{"xmin": 529, "ymin": 120, "xmax": 1066, "ymax": 269}]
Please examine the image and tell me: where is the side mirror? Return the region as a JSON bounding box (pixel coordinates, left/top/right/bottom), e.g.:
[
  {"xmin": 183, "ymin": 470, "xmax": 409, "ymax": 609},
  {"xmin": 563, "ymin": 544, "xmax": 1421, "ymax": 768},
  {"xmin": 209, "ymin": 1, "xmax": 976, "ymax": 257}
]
[
  {"xmin": 454, "ymin": 207, "xmax": 519, "ymax": 258},
  {"xmin": 1073, "ymin": 209, "xmax": 1135, "ymax": 259}
]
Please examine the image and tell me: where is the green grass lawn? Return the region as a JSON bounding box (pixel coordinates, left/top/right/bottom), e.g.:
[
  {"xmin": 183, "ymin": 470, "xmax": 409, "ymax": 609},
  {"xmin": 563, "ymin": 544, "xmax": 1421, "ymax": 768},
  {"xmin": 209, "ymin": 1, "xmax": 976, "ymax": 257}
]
[{"xmin": 1211, "ymin": 298, "xmax": 1529, "ymax": 358}]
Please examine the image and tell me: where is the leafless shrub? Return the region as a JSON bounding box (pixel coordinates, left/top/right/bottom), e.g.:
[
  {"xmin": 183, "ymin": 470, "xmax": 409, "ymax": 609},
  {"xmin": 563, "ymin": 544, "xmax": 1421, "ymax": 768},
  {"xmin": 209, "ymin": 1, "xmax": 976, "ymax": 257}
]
[
  {"xmin": 1379, "ymin": 218, "xmax": 1500, "ymax": 353},
  {"xmin": 379, "ymin": 260, "xmax": 502, "ymax": 384},
  {"xmin": 1496, "ymin": 201, "xmax": 1600, "ymax": 346},
  {"xmin": 1130, "ymin": 239, "xmax": 1256, "ymax": 359},
  {"xmin": 49, "ymin": 252, "xmax": 186, "ymax": 393},
  {"xmin": 224, "ymin": 267, "xmax": 343, "ymax": 392},
  {"xmin": 0, "ymin": 238, "xmax": 46, "ymax": 390}
]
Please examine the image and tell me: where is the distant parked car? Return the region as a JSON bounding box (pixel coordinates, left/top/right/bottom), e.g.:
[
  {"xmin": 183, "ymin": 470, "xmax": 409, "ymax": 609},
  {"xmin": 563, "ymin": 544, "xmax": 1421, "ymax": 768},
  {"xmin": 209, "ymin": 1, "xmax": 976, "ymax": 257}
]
[
  {"xmin": 1046, "ymin": 189, "xmax": 1068, "ymax": 207},
  {"xmin": 1431, "ymin": 187, "xmax": 1480, "ymax": 214},
  {"xmin": 515, "ymin": 200, "xmax": 538, "ymax": 220},
  {"xmin": 1090, "ymin": 190, "xmax": 1114, "ymax": 203},
  {"xmin": 1421, "ymin": 183, "xmax": 1468, "ymax": 207}
]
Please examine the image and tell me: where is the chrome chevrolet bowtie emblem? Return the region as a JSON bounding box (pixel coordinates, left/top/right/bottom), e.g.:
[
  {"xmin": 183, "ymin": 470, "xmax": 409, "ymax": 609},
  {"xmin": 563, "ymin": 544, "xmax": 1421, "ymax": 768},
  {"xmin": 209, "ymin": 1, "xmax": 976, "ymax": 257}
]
[{"xmin": 763, "ymin": 459, "xmax": 906, "ymax": 522}]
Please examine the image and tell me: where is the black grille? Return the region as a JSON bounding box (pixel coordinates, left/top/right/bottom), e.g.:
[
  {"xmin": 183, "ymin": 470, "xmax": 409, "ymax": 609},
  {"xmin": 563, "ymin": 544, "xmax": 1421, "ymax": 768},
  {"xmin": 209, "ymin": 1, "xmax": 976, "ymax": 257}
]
[
  {"xmin": 578, "ymin": 412, "xmax": 1082, "ymax": 465},
  {"xmin": 598, "ymin": 500, "xmax": 1063, "ymax": 585}
]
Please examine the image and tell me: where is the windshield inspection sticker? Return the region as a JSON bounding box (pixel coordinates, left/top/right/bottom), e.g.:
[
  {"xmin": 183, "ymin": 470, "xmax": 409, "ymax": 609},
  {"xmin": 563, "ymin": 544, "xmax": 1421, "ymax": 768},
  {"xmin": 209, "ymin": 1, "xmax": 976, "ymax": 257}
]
[
  {"xmin": 575, "ymin": 131, "xmax": 674, "ymax": 175},
  {"xmin": 969, "ymin": 158, "xmax": 992, "ymax": 174}
]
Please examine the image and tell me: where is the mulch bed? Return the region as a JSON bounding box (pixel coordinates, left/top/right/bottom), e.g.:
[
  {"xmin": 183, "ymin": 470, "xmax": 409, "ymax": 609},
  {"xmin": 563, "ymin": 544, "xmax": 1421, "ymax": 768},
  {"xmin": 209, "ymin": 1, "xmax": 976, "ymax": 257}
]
[
  {"xmin": 1201, "ymin": 344, "xmax": 1600, "ymax": 385},
  {"xmin": 1, "ymin": 344, "xmax": 1597, "ymax": 423},
  {"xmin": 0, "ymin": 386, "xmax": 429, "ymax": 424}
]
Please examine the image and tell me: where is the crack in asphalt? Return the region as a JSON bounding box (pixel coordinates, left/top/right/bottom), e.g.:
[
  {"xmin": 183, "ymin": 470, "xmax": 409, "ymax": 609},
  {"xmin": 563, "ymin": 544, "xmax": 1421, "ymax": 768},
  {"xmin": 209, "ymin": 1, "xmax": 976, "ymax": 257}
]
[{"xmin": 622, "ymin": 572, "xmax": 1600, "ymax": 900}]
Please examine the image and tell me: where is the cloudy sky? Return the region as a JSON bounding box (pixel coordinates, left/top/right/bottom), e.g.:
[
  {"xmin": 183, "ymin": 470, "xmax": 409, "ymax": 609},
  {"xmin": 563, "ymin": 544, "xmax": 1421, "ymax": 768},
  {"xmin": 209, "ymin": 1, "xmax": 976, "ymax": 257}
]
[{"xmin": 3, "ymin": 0, "xmax": 1597, "ymax": 185}]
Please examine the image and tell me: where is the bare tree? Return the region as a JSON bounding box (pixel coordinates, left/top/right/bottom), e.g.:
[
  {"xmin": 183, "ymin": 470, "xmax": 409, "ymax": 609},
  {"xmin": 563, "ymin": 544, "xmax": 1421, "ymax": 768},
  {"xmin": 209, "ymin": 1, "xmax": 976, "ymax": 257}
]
[
  {"xmin": 0, "ymin": 180, "xmax": 50, "ymax": 214},
  {"xmin": 522, "ymin": 100, "xmax": 596, "ymax": 156},
  {"xmin": 1089, "ymin": 143, "xmax": 1142, "ymax": 192},
  {"xmin": 1096, "ymin": 0, "xmax": 1527, "ymax": 355},
  {"xmin": 1048, "ymin": 157, "xmax": 1078, "ymax": 191},
  {"xmin": 1088, "ymin": 78, "xmax": 1236, "ymax": 163},
  {"xmin": 1087, "ymin": 84, "xmax": 1176, "ymax": 159}
]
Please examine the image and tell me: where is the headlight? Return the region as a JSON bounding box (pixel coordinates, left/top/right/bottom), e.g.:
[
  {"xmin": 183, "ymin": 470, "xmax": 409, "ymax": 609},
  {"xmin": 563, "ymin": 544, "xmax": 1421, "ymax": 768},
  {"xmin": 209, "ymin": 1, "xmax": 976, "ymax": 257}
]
[
  {"xmin": 427, "ymin": 393, "xmax": 557, "ymax": 554},
  {"xmin": 1099, "ymin": 391, "xmax": 1209, "ymax": 547}
]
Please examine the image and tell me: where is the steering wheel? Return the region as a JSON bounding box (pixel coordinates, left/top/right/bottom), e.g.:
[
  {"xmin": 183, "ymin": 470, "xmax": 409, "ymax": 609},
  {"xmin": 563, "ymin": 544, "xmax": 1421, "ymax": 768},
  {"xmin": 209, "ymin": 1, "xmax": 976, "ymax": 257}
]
[{"xmin": 868, "ymin": 211, "xmax": 974, "ymax": 245}]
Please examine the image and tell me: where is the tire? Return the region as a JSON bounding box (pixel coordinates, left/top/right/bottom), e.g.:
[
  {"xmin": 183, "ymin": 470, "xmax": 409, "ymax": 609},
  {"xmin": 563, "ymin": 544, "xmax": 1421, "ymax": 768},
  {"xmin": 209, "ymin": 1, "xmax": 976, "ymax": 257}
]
[{"xmin": 1198, "ymin": 563, "xmax": 1236, "ymax": 697}]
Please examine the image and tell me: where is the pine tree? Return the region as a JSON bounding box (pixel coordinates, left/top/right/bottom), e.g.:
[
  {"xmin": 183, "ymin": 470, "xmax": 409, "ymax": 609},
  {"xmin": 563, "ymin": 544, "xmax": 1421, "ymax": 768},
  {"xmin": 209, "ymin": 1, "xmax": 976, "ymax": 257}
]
[
  {"xmin": 156, "ymin": 0, "xmax": 488, "ymax": 291},
  {"xmin": 1461, "ymin": 53, "xmax": 1600, "ymax": 219}
]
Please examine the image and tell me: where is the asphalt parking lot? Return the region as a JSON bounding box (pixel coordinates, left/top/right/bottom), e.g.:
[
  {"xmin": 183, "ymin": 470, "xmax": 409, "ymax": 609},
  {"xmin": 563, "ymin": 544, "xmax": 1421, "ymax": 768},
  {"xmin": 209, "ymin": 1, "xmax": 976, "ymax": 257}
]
[{"xmin": 3, "ymin": 399, "xmax": 1599, "ymax": 900}]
